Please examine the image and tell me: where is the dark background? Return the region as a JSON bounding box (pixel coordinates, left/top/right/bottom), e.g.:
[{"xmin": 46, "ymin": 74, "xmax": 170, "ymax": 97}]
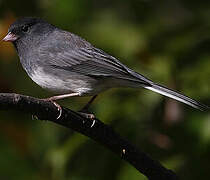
[{"xmin": 0, "ymin": 0, "xmax": 209, "ymax": 179}]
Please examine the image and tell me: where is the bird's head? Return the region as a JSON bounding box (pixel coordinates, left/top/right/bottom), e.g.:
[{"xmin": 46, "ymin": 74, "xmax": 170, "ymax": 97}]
[{"xmin": 2, "ymin": 17, "xmax": 54, "ymax": 44}]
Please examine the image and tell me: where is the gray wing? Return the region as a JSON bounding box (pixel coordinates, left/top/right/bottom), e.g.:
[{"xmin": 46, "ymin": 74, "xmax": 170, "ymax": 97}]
[
  {"xmin": 37, "ymin": 30, "xmax": 209, "ymax": 111},
  {"xmin": 38, "ymin": 31, "xmax": 152, "ymax": 86}
]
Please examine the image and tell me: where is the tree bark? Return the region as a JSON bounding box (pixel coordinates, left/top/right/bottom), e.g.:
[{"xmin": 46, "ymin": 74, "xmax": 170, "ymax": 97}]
[{"xmin": 0, "ymin": 93, "xmax": 178, "ymax": 180}]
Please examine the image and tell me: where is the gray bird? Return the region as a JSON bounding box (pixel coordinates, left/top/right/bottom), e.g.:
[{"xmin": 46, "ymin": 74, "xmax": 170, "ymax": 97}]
[{"xmin": 2, "ymin": 17, "xmax": 208, "ymax": 118}]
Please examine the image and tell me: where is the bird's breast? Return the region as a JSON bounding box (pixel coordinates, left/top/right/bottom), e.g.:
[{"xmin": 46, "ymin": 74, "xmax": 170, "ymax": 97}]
[{"xmin": 29, "ymin": 67, "xmax": 96, "ymax": 95}]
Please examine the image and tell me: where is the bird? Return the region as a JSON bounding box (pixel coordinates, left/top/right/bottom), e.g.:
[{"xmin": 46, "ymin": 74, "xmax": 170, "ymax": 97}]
[{"xmin": 2, "ymin": 17, "xmax": 209, "ymax": 118}]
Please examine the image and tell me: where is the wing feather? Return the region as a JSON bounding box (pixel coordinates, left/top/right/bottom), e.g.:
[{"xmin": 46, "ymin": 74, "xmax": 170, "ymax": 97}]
[{"xmin": 38, "ymin": 31, "xmax": 152, "ymax": 86}]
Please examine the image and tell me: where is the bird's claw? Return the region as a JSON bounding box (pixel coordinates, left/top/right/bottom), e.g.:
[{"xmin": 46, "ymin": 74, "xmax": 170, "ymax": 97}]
[
  {"xmin": 78, "ymin": 112, "xmax": 95, "ymax": 119},
  {"xmin": 32, "ymin": 114, "xmax": 39, "ymax": 120},
  {"xmin": 41, "ymin": 98, "xmax": 62, "ymax": 119},
  {"xmin": 52, "ymin": 101, "xmax": 62, "ymax": 119}
]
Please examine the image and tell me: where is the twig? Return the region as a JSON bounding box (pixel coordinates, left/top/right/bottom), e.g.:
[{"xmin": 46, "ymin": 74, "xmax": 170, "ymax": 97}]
[{"xmin": 0, "ymin": 93, "xmax": 178, "ymax": 180}]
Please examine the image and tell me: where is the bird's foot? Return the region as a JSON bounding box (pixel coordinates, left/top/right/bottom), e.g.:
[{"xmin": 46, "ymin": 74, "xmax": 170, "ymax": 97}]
[
  {"xmin": 78, "ymin": 112, "xmax": 95, "ymax": 119},
  {"xmin": 41, "ymin": 98, "xmax": 62, "ymax": 119},
  {"xmin": 52, "ymin": 101, "xmax": 62, "ymax": 119},
  {"xmin": 78, "ymin": 103, "xmax": 95, "ymax": 119}
]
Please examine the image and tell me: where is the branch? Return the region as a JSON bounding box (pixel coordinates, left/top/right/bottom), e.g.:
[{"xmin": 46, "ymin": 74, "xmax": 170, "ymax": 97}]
[{"xmin": 0, "ymin": 93, "xmax": 178, "ymax": 180}]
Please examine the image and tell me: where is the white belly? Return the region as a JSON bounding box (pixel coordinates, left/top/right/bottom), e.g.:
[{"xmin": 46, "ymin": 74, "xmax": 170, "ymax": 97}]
[{"xmin": 29, "ymin": 67, "xmax": 94, "ymax": 95}]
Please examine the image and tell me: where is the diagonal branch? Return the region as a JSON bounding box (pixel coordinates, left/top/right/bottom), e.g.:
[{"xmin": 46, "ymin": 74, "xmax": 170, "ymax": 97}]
[{"xmin": 0, "ymin": 93, "xmax": 178, "ymax": 180}]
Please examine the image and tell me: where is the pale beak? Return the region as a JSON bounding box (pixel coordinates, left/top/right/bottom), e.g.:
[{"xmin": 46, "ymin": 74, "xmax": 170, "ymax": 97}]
[{"xmin": 2, "ymin": 32, "xmax": 18, "ymax": 42}]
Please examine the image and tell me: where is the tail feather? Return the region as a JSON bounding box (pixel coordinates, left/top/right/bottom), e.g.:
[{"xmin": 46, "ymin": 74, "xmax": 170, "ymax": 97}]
[{"xmin": 144, "ymin": 83, "xmax": 209, "ymax": 111}]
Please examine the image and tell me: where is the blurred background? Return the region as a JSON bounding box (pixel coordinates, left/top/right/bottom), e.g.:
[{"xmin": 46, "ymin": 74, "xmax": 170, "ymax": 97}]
[{"xmin": 0, "ymin": 0, "xmax": 210, "ymax": 179}]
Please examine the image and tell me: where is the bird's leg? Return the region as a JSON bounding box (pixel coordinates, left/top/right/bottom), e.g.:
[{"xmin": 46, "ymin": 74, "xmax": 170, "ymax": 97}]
[
  {"xmin": 78, "ymin": 95, "xmax": 98, "ymax": 119},
  {"xmin": 42, "ymin": 92, "xmax": 80, "ymax": 119},
  {"xmin": 80, "ymin": 95, "xmax": 98, "ymax": 112},
  {"xmin": 45, "ymin": 92, "xmax": 81, "ymax": 101}
]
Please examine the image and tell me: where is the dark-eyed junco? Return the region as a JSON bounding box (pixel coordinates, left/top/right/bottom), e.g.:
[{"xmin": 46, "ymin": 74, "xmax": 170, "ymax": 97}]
[{"xmin": 2, "ymin": 17, "xmax": 209, "ymax": 118}]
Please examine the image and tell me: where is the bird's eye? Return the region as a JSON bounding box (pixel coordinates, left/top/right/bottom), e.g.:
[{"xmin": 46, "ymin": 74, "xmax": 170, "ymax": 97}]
[{"xmin": 21, "ymin": 25, "xmax": 29, "ymax": 32}]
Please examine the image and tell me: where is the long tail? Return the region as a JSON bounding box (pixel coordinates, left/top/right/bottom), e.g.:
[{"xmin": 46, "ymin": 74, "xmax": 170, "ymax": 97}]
[{"xmin": 144, "ymin": 83, "xmax": 209, "ymax": 111}]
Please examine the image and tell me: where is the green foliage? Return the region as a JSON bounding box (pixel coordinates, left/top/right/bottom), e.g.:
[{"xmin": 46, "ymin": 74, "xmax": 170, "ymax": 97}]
[{"xmin": 0, "ymin": 0, "xmax": 209, "ymax": 179}]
